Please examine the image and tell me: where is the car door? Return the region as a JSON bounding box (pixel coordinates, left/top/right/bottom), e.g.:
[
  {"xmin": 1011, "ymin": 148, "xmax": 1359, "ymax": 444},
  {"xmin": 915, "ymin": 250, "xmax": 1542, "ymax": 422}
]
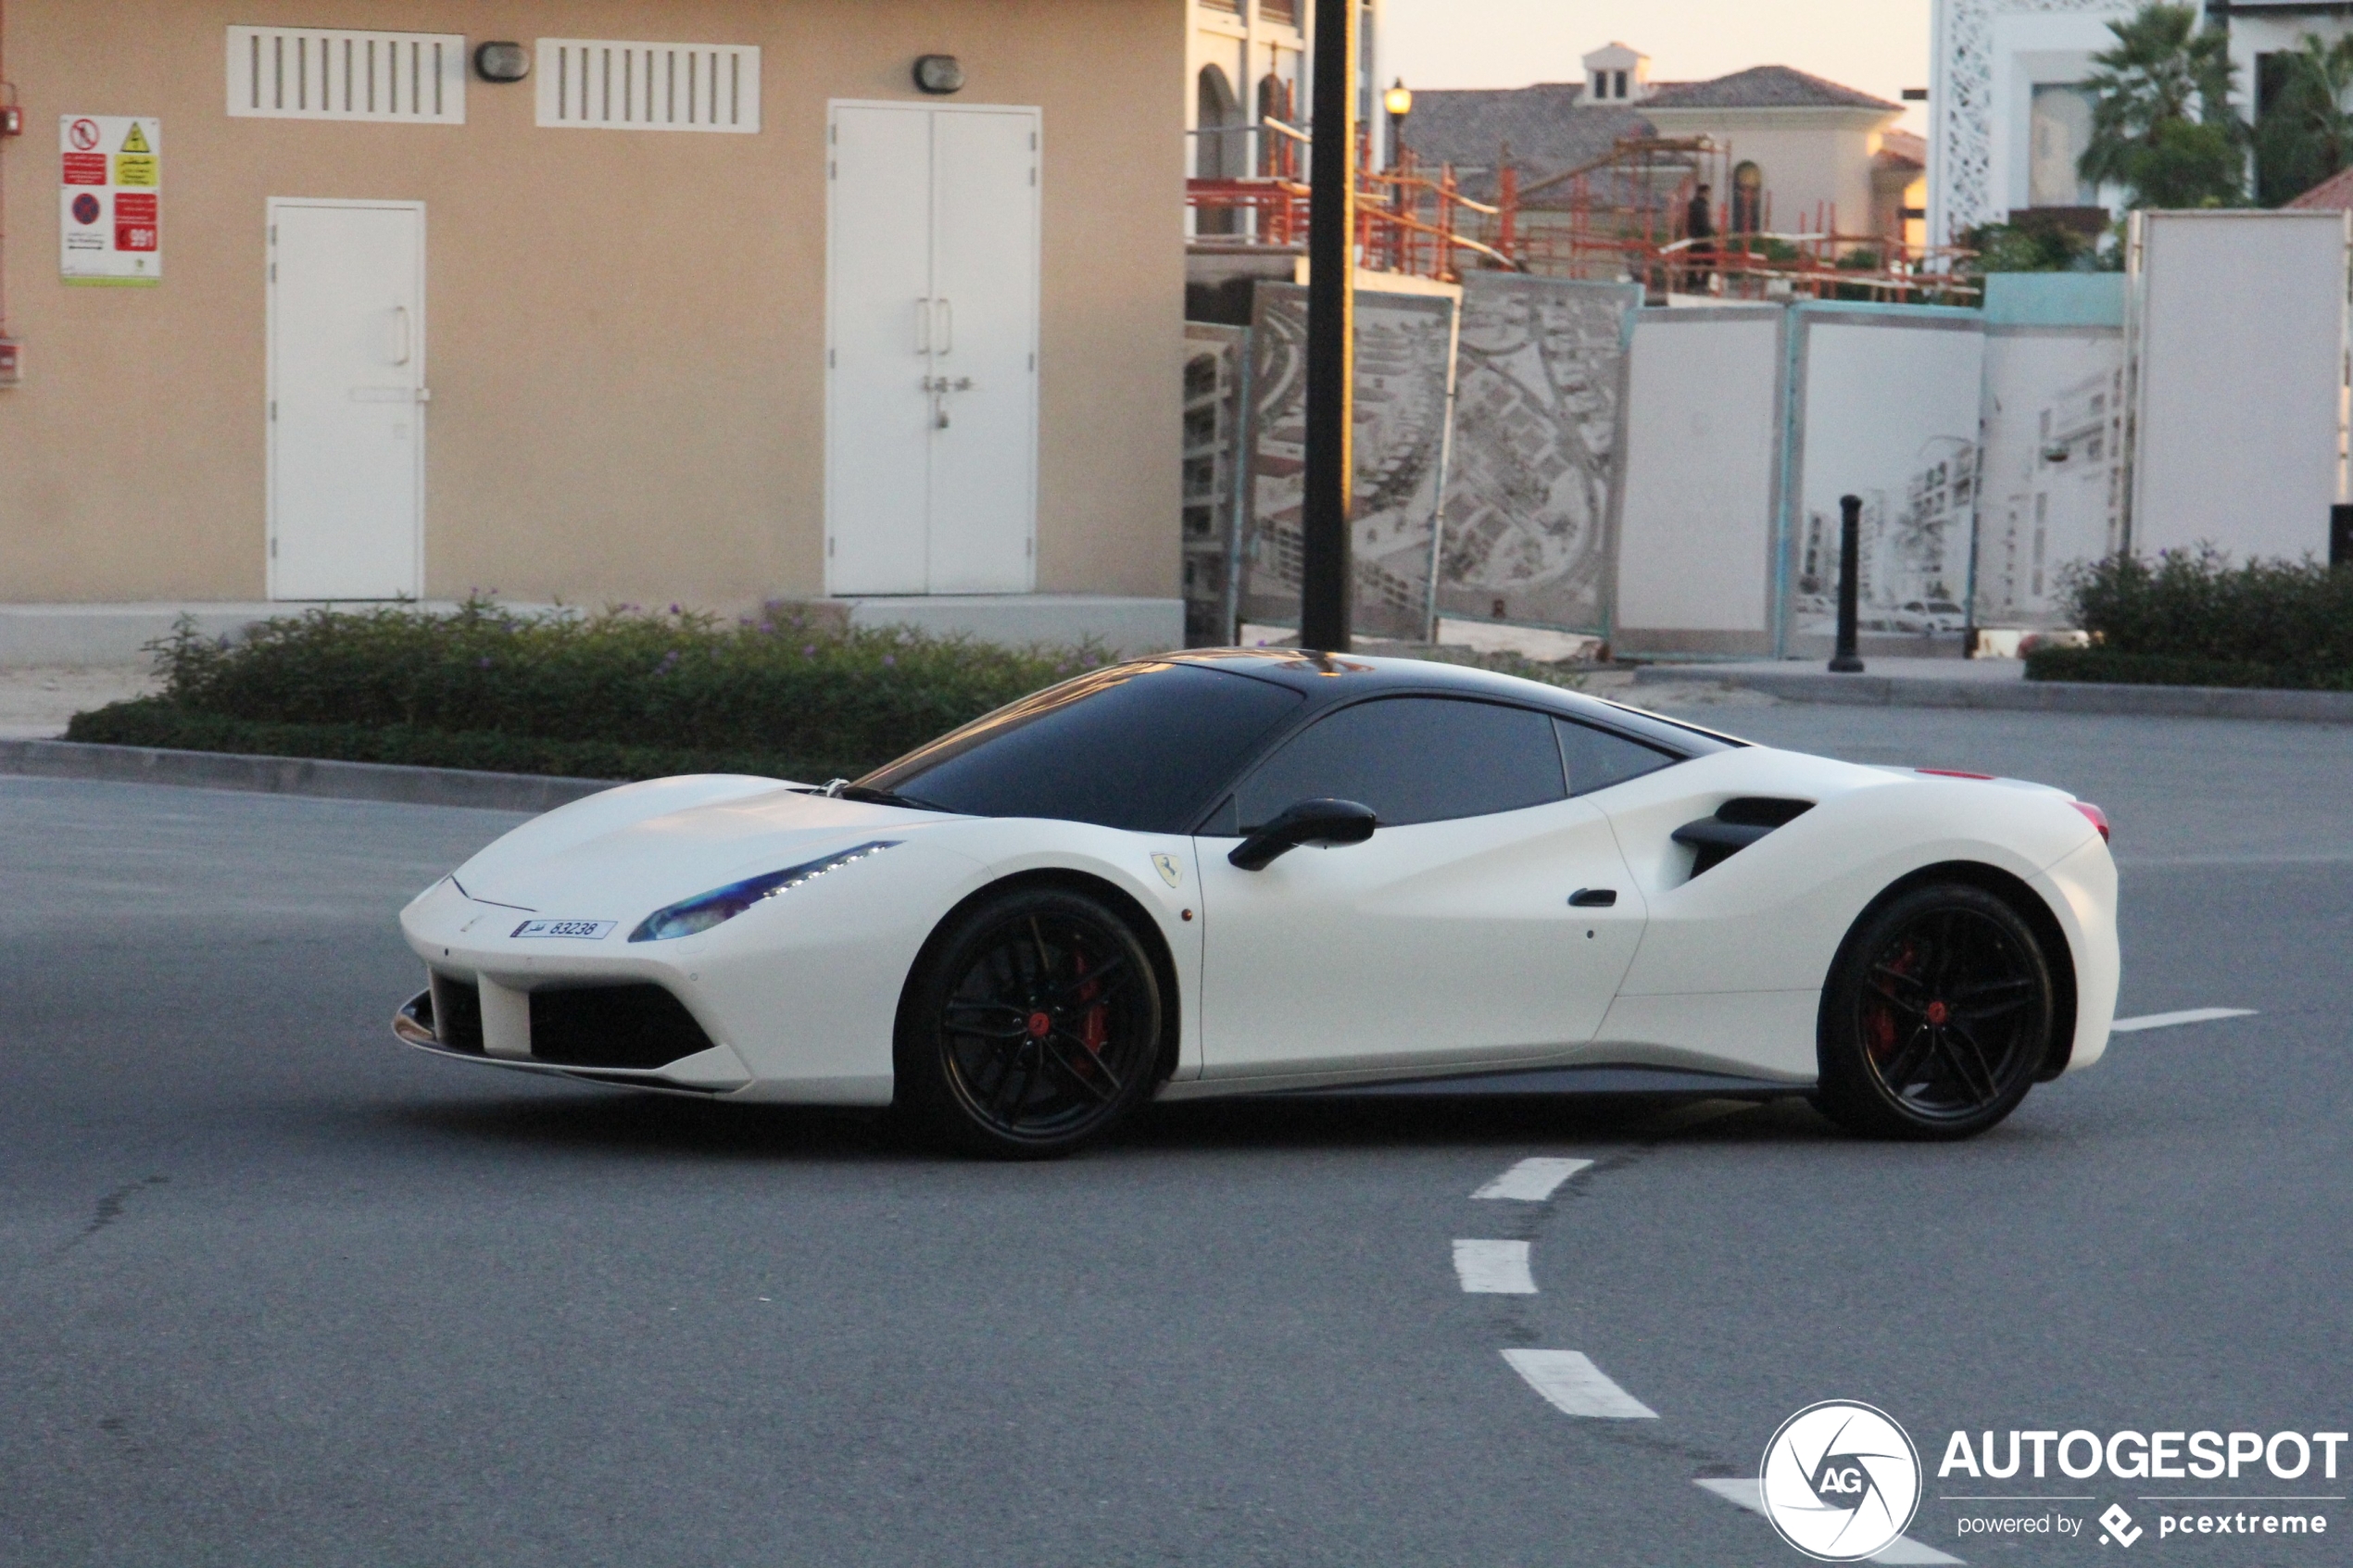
[{"xmin": 1193, "ymin": 696, "xmax": 1652, "ymax": 1080}]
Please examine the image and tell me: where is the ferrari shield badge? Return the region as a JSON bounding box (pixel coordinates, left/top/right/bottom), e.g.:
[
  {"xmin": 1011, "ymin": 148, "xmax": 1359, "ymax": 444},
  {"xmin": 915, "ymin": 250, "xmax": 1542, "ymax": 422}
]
[{"xmin": 1151, "ymin": 853, "xmax": 1182, "ymax": 888}]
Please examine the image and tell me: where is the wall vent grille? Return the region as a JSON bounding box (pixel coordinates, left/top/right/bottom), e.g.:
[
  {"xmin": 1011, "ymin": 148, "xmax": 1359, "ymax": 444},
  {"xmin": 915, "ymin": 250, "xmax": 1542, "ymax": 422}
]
[
  {"xmin": 226, "ymin": 28, "xmax": 467, "ymax": 123},
  {"xmin": 536, "ymin": 40, "xmax": 761, "ymax": 132}
]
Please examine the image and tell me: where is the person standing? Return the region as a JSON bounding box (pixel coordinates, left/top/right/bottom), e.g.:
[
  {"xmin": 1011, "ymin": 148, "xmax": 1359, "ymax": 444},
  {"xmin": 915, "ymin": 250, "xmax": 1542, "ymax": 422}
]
[{"xmin": 1683, "ymin": 182, "xmax": 1717, "ymax": 294}]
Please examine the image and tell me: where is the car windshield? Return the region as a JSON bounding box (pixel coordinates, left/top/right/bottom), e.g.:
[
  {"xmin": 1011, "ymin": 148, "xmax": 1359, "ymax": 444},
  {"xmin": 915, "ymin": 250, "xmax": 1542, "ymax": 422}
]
[{"xmin": 856, "ymin": 660, "xmax": 1306, "ymax": 832}]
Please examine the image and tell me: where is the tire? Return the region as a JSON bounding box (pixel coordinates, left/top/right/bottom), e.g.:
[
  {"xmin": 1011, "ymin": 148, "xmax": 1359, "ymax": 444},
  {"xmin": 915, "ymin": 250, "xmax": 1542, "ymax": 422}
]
[
  {"xmin": 1814, "ymin": 883, "xmax": 2056, "ymax": 1140},
  {"xmin": 894, "ymin": 885, "xmax": 1164, "ymax": 1159}
]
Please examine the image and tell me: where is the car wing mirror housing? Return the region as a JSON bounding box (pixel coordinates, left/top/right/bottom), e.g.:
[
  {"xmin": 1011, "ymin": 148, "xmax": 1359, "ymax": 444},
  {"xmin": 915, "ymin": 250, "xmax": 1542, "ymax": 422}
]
[{"xmin": 1228, "ymin": 797, "xmax": 1378, "ymax": 871}]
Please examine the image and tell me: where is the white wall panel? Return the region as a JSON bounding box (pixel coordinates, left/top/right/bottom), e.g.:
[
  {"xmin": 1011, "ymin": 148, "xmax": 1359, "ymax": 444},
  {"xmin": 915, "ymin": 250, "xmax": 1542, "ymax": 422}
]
[
  {"xmin": 1974, "ymin": 326, "xmax": 2122, "ymax": 626},
  {"xmin": 1786, "ymin": 310, "xmax": 1985, "ymax": 645},
  {"xmin": 2131, "ymin": 210, "xmax": 2349, "ymax": 562},
  {"xmin": 1616, "ymin": 308, "xmax": 1784, "ymax": 650}
]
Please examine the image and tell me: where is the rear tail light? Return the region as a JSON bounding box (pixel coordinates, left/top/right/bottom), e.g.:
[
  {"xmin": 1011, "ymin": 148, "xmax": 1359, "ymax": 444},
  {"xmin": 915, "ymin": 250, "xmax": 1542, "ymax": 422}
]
[{"xmin": 2071, "ymin": 801, "xmax": 2110, "ymax": 842}]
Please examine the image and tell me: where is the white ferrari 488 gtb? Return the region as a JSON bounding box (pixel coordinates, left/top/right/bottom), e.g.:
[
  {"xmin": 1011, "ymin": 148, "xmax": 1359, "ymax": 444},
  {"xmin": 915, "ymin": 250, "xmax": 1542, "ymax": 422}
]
[{"xmin": 396, "ymin": 650, "xmax": 2118, "ymax": 1156}]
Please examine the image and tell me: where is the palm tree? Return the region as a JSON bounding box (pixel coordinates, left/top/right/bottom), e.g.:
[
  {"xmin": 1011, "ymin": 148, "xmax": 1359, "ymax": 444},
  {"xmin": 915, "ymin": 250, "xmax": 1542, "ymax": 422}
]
[
  {"xmin": 2254, "ymin": 33, "xmax": 2353, "ymax": 205},
  {"xmin": 2077, "ymin": 2, "xmax": 2245, "ymax": 208}
]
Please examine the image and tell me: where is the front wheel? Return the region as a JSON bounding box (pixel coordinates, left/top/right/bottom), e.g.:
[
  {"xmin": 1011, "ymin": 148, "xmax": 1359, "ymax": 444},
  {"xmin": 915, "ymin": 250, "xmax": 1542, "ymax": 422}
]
[
  {"xmin": 894, "ymin": 886, "xmax": 1164, "ymax": 1159},
  {"xmin": 1815, "ymin": 883, "xmax": 2055, "ymax": 1140}
]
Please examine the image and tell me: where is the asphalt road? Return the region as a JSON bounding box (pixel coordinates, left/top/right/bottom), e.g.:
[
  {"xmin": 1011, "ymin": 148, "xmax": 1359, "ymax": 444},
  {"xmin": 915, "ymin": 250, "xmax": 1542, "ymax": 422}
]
[{"xmin": 2, "ymin": 704, "xmax": 2347, "ymax": 1566}]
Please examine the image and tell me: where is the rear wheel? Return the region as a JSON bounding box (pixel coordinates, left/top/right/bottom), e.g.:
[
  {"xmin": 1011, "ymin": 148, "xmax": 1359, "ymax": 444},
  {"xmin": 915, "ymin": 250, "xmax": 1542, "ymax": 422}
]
[
  {"xmin": 1815, "ymin": 883, "xmax": 2054, "ymax": 1140},
  {"xmin": 894, "ymin": 886, "xmax": 1164, "ymax": 1159}
]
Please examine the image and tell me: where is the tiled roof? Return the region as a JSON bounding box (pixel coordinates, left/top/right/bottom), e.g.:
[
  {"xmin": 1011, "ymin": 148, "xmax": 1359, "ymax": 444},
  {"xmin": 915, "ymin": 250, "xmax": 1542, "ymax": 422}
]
[
  {"xmin": 1400, "ymin": 84, "xmax": 1656, "ymax": 203},
  {"xmin": 1641, "ymin": 65, "xmax": 1899, "ymax": 113},
  {"xmin": 1876, "ymin": 130, "xmax": 1927, "ymax": 170},
  {"xmin": 2288, "ymin": 164, "xmax": 2353, "ymax": 210}
]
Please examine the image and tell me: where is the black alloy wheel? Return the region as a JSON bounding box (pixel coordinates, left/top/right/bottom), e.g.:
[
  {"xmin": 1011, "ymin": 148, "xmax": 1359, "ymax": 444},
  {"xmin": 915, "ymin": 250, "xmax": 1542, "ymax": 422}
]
[
  {"xmin": 895, "ymin": 885, "xmax": 1164, "ymax": 1158},
  {"xmin": 1815, "ymin": 883, "xmax": 2055, "ymax": 1140}
]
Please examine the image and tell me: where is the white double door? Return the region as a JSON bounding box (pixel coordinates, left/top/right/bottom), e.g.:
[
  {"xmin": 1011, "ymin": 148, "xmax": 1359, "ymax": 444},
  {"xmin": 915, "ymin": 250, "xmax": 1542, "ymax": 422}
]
[
  {"xmin": 268, "ymin": 198, "xmax": 426, "ymax": 600},
  {"xmin": 826, "ymin": 102, "xmax": 1040, "ymax": 596}
]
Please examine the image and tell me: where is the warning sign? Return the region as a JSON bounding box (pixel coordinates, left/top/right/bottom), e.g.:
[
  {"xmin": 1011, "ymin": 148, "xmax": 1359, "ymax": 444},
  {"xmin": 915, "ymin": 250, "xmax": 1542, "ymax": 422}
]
[{"xmin": 58, "ymin": 115, "xmax": 161, "ymax": 285}]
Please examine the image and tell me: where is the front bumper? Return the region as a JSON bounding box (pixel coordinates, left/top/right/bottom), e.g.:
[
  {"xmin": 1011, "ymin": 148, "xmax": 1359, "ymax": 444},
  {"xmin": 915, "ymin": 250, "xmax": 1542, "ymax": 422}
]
[{"xmin": 392, "ymin": 979, "xmax": 753, "ymax": 1096}]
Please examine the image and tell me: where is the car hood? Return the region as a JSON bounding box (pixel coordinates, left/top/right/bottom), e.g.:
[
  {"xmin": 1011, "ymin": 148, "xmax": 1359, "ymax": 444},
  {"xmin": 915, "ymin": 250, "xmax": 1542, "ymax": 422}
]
[{"xmin": 450, "ymin": 777, "xmax": 969, "ymax": 917}]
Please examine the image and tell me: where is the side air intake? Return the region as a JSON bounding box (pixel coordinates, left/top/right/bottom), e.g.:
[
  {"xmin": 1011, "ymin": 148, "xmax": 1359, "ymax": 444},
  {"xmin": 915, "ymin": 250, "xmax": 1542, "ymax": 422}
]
[{"xmin": 1671, "ymin": 797, "xmax": 1814, "ymax": 878}]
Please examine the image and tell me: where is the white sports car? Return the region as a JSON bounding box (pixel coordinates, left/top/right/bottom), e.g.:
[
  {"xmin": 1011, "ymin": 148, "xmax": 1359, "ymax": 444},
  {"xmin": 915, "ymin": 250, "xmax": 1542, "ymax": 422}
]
[{"xmin": 395, "ymin": 650, "xmax": 2119, "ymax": 1156}]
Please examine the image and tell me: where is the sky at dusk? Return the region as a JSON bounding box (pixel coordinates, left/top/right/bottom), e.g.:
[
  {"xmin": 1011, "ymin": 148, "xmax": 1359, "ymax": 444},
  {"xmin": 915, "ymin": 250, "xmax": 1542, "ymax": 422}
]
[{"xmin": 1381, "ymin": 0, "xmax": 1934, "ymax": 133}]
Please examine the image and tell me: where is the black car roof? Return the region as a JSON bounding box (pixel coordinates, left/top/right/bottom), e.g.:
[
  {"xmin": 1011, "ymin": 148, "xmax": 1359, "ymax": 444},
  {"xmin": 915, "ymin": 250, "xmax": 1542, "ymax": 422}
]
[{"xmin": 1150, "ymin": 648, "xmax": 1747, "ymax": 752}]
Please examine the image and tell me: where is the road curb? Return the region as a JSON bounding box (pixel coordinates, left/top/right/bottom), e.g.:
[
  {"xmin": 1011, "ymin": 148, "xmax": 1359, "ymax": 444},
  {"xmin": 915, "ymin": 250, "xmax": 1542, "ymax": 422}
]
[
  {"xmin": 0, "ymin": 738, "xmax": 618, "ymax": 811},
  {"xmin": 1630, "ymin": 667, "xmax": 2353, "ymax": 723}
]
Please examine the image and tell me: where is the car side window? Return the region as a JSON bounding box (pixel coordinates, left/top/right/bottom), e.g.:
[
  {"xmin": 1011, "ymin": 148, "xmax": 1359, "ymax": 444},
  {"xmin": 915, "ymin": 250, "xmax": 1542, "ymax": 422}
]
[
  {"xmin": 1554, "ymin": 718, "xmax": 1676, "ymax": 797},
  {"xmin": 1230, "ymin": 697, "xmax": 1567, "ymax": 830}
]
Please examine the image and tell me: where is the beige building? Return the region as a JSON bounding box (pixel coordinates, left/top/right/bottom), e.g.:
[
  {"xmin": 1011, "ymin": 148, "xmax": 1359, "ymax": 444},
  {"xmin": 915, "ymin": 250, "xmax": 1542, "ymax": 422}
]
[
  {"xmin": 0, "ymin": 0, "xmax": 1188, "ymax": 643},
  {"xmin": 1403, "ymin": 47, "xmax": 1920, "ymax": 256},
  {"xmin": 1637, "ymin": 64, "xmax": 1910, "ymax": 245}
]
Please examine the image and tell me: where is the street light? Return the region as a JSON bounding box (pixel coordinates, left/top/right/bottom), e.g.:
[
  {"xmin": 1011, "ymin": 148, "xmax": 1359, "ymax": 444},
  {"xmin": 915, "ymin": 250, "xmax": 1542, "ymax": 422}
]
[{"xmin": 1383, "ymin": 78, "xmax": 1413, "ymax": 170}]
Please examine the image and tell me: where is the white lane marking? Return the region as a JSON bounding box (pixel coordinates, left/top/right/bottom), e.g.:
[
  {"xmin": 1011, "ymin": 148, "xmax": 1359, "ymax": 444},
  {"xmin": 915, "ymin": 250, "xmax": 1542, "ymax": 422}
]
[
  {"xmin": 1473, "ymin": 1157, "xmax": 1593, "ymax": 1202},
  {"xmin": 1501, "ymin": 1349, "xmax": 1658, "ymax": 1419},
  {"xmin": 1452, "ymin": 1238, "xmax": 1536, "ymax": 1294},
  {"xmin": 2110, "ymin": 1007, "xmax": 2257, "ymax": 1034},
  {"xmin": 1694, "ymin": 1478, "xmax": 1963, "ymax": 1564}
]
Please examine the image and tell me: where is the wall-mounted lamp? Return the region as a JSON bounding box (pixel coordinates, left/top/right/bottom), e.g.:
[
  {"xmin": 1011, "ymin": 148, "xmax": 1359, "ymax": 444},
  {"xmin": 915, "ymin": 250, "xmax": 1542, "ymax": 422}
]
[
  {"xmin": 912, "ymin": 55, "xmax": 965, "ymax": 95},
  {"xmin": 474, "ymin": 42, "xmax": 530, "ymax": 83}
]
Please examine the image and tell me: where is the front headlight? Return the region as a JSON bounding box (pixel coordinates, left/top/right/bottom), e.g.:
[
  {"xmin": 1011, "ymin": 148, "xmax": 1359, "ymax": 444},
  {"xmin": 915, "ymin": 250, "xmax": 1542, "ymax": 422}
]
[{"xmin": 628, "ymin": 840, "xmax": 901, "ymax": 943}]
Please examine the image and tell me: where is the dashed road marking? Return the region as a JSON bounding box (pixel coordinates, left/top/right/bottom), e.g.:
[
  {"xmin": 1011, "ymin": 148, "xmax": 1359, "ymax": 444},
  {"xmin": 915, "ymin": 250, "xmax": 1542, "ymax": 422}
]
[
  {"xmin": 1501, "ymin": 1349, "xmax": 1657, "ymax": 1419},
  {"xmin": 1694, "ymin": 1477, "xmax": 1964, "ymax": 1564},
  {"xmin": 1452, "ymin": 1238, "xmax": 1536, "ymax": 1294},
  {"xmin": 2110, "ymin": 1007, "xmax": 2257, "ymax": 1034},
  {"xmin": 1472, "ymin": 1156, "xmax": 1592, "ymax": 1201}
]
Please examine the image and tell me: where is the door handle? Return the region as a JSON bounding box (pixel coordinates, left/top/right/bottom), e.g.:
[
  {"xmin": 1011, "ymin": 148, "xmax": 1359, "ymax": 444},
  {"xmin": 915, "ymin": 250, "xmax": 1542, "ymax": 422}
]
[
  {"xmin": 934, "ymin": 296, "xmax": 952, "ymax": 356},
  {"xmin": 391, "ymin": 305, "xmax": 412, "ymax": 366},
  {"xmin": 1568, "ymin": 888, "xmax": 1617, "ymax": 908},
  {"xmin": 915, "ymin": 297, "xmax": 931, "ymax": 355}
]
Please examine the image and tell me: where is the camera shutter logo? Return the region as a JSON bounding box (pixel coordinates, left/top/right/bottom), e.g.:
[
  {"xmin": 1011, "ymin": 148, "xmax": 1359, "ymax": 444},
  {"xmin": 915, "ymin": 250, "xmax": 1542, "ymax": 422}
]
[{"xmin": 1759, "ymin": 1400, "xmax": 1923, "ymax": 1561}]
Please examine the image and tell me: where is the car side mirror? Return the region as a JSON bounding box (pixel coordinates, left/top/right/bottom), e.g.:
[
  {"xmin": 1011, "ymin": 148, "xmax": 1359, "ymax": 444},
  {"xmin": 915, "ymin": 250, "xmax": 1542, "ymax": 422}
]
[{"xmin": 1228, "ymin": 797, "xmax": 1378, "ymax": 871}]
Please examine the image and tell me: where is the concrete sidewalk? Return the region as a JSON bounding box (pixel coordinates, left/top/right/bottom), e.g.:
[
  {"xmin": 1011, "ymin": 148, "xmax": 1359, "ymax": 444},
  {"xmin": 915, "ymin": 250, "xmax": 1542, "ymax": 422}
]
[{"xmin": 1630, "ymin": 656, "xmax": 2353, "ymax": 723}]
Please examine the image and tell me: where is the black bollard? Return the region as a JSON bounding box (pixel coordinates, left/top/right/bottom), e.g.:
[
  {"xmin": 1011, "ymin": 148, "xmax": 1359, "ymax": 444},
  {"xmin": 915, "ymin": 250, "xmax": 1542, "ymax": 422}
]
[{"xmin": 1829, "ymin": 493, "xmax": 1865, "ymax": 673}]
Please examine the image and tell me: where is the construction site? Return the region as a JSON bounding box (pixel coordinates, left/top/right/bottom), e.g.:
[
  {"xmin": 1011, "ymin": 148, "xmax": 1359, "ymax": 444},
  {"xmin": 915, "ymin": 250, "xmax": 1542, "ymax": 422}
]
[{"xmin": 1184, "ymin": 119, "xmax": 1974, "ymax": 305}]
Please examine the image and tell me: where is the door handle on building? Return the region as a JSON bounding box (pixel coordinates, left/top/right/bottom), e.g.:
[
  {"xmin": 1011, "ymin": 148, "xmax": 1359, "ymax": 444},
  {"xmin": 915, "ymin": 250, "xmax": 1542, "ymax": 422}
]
[
  {"xmin": 391, "ymin": 306, "xmax": 412, "ymax": 366},
  {"xmin": 914, "ymin": 297, "xmax": 931, "ymax": 354},
  {"xmin": 934, "ymin": 297, "xmax": 952, "ymax": 355}
]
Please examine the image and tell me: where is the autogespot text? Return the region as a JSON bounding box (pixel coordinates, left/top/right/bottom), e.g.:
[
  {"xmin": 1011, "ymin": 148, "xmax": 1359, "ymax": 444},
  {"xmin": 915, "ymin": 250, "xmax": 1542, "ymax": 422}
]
[{"xmin": 1938, "ymin": 1428, "xmax": 2349, "ymax": 1481}]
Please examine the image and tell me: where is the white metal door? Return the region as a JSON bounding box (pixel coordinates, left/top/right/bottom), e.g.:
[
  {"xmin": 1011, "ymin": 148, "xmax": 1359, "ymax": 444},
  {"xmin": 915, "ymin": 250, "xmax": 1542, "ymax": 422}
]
[
  {"xmin": 925, "ymin": 107, "xmax": 1038, "ymax": 593},
  {"xmin": 1194, "ymin": 801, "xmax": 1648, "ymax": 1079},
  {"xmin": 825, "ymin": 102, "xmax": 1038, "ymax": 596},
  {"xmin": 825, "ymin": 106, "xmax": 934, "ymax": 595},
  {"xmin": 269, "ymin": 199, "xmax": 425, "ymax": 599}
]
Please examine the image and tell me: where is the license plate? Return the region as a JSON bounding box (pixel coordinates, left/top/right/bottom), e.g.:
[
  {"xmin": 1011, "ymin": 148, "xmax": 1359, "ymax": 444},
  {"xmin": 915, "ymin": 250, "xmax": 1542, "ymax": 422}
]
[{"xmin": 510, "ymin": 919, "xmax": 616, "ymax": 940}]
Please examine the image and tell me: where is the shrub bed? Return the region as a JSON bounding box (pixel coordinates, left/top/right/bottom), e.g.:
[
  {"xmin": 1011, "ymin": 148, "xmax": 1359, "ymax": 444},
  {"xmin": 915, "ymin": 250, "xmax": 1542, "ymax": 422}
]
[
  {"xmin": 2025, "ymin": 549, "xmax": 2353, "ymax": 689},
  {"xmin": 66, "ymin": 602, "xmax": 1101, "ymax": 781}
]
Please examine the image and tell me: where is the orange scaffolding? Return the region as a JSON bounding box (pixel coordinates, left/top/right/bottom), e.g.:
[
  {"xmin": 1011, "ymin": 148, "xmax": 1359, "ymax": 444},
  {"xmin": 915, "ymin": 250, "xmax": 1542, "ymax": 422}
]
[{"xmin": 1186, "ymin": 127, "xmax": 1977, "ymax": 305}]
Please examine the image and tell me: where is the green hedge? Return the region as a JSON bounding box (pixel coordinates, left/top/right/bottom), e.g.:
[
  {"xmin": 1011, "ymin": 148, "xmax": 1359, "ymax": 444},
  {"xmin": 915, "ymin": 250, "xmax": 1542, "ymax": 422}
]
[
  {"xmin": 65, "ymin": 600, "xmax": 1600, "ymax": 781},
  {"xmin": 65, "ymin": 698, "xmax": 866, "ymax": 783},
  {"xmin": 2026, "ymin": 549, "xmax": 2353, "ymax": 689},
  {"xmin": 2022, "ymin": 646, "xmax": 2353, "ymax": 691},
  {"xmin": 65, "ymin": 601, "xmax": 1103, "ymax": 780}
]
